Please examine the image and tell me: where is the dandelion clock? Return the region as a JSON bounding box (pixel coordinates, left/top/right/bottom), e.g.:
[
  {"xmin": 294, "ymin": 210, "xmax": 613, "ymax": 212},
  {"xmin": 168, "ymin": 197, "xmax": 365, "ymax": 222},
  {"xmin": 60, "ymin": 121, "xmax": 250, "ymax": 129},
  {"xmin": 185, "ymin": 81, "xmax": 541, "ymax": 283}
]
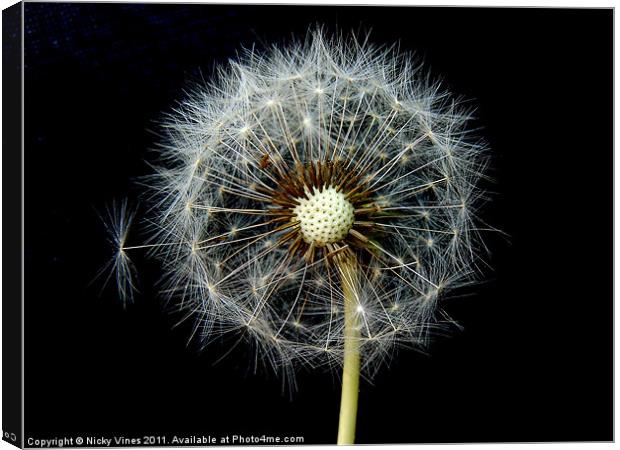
[{"xmin": 108, "ymin": 30, "xmax": 489, "ymax": 444}]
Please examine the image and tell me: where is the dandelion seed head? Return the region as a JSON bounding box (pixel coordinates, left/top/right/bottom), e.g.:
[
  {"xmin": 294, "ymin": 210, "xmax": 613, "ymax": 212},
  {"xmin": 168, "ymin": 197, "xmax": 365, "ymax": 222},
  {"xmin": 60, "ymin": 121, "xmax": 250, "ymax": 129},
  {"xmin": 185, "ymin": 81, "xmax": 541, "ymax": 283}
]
[{"xmin": 136, "ymin": 28, "xmax": 491, "ymax": 377}]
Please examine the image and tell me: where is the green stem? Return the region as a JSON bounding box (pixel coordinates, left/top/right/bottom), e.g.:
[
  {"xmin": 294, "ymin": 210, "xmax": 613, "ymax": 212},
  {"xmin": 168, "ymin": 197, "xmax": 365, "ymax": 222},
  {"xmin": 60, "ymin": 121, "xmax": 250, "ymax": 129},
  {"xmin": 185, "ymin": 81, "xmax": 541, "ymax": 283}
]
[{"xmin": 337, "ymin": 259, "xmax": 361, "ymax": 445}]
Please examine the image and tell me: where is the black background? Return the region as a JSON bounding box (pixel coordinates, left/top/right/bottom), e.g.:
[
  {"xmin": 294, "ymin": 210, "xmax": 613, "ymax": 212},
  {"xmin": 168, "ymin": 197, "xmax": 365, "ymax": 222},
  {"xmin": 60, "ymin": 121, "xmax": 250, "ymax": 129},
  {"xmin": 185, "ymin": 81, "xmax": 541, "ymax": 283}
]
[{"xmin": 22, "ymin": 4, "xmax": 613, "ymax": 444}]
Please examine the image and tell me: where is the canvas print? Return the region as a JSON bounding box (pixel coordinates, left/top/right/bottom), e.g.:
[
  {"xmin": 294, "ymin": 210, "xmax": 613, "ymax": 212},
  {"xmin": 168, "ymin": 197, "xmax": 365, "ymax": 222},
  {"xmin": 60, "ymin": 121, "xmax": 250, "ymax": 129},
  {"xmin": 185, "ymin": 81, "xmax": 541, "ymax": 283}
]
[{"xmin": 3, "ymin": 2, "xmax": 613, "ymax": 447}]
